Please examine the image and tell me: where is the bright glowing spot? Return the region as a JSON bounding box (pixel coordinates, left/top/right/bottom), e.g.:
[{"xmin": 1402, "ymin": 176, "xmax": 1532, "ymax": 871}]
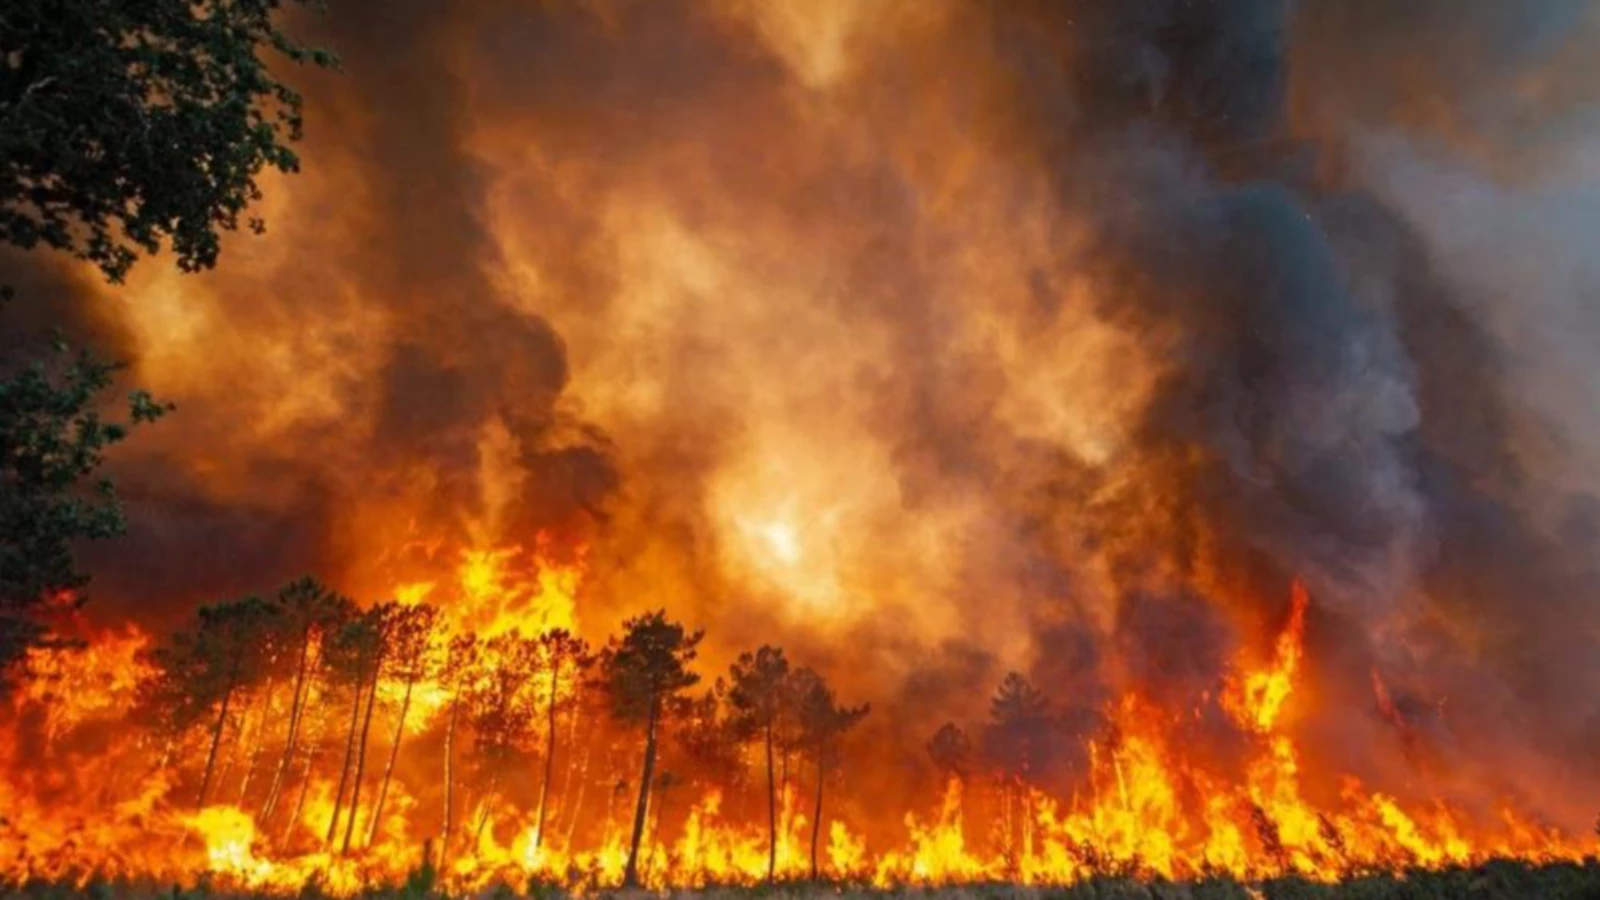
[{"xmin": 758, "ymin": 519, "xmax": 802, "ymax": 566}]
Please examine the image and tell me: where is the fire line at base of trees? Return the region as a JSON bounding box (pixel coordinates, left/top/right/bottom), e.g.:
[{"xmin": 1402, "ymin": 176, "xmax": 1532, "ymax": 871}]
[{"xmin": 133, "ymin": 579, "xmax": 871, "ymax": 887}]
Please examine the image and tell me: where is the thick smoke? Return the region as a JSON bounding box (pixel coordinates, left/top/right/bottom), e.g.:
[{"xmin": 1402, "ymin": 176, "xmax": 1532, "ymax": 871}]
[
  {"xmin": 970, "ymin": 0, "xmax": 1600, "ymax": 820},
  {"xmin": 8, "ymin": 0, "xmax": 620, "ymax": 624},
  {"xmin": 13, "ymin": 0, "xmax": 1599, "ymax": 829}
]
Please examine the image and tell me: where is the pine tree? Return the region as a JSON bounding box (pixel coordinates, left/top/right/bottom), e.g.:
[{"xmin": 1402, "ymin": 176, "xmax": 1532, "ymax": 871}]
[
  {"xmin": 464, "ymin": 632, "xmax": 541, "ymax": 847},
  {"xmin": 142, "ymin": 594, "xmax": 278, "ymax": 807},
  {"xmin": 260, "ymin": 577, "xmax": 353, "ymax": 822},
  {"xmin": 532, "ymin": 628, "xmax": 590, "ymax": 854},
  {"xmin": 983, "ymin": 672, "xmax": 1052, "ymax": 868},
  {"xmin": 792, "ymin": 667, "xmax": 868, "ymax": 881},
  {"xmin": 727, "ymin": 645, "xmax": 791, "ymax": 882},
  {"xmin": 366, "ymin": 602, "xmax": 440, "ymax": 848},
  {"xmin": 927, "ymin": 722, "xmax": 973, "ymax": 784},
  {"xmin": 598, "ymin": 610, "xmax": 702, "ymax": 887},
  {"xmin": 437, "ymin": 633, "xmax": 480, "ymax": 864}
]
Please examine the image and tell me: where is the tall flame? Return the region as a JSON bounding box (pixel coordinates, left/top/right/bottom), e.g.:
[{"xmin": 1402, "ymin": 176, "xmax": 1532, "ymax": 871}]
[{"xmin": 6, "ymin": 576, "xmax": 1586, "ymax": 893}]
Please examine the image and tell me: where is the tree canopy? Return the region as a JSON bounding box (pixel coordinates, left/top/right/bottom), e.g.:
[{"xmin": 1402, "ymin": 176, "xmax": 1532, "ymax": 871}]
[
  {"xmin": 124, "ymin": 593, "xmax": 890, "ymax": 883},
  {"xmin": 927, "ymin": 721, "xmax": 973, "ymax": 782},
  {"xmin": 984, "ymin": 671, "xmax": 1054, "ymax": 783},
  {"xmin": 599, "ymin": 610, "xmax": 703, "ymax": 725},
  {"xmin": 599, "ymin": 609, "xmax": 703, "ymax": 886},
  {"xmin": 726, "ymin": 644, "xmax": 793, "ymax": 882}
]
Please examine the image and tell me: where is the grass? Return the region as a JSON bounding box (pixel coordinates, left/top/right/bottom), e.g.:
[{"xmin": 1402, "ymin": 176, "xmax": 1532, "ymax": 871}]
[{"xmin": 5, "ymin": 860, "xmax": 1600, "ymax": 900}]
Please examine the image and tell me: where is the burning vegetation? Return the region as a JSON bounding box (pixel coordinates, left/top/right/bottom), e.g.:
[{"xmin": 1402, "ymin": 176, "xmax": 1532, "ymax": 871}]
[
  {"xmin": 0, "ymin": 564, "xmax": 1591, "ymax": 893},
  {"xmin": 4, "ymin": 0, "xmax": 1600, "ymax": 896}
]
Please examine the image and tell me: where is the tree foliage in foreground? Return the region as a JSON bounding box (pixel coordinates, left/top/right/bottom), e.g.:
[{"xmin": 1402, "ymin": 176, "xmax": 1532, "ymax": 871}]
[
  {"xmin": 0, "ymin": 0, "xmax": 336, "ymax": 282},
  {"xmin": 0, "ymin": 339, "xmax": 169, "ymax": 675},
  {"xmin": 599, "ymin": 610, "xmax": 703, "ymax": 887},
  {"xmin": 0, "ymin": 0, "xmax": 334, "ymax": 679}
]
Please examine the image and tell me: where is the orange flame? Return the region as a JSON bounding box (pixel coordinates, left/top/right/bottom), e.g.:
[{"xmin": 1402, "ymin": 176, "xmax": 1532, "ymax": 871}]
[{"xmin": 0, "ymin": 575, "xmax": 1590, "ymax": 893}]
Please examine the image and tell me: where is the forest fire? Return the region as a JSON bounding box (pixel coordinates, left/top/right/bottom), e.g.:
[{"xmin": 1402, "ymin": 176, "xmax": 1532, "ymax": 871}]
[
  {"xmin": 3, "ymin": 1, "xmax": 1599, "ymax": 897},
  {"xmin": 0, "ymin": 562, "xmax": 1590, "ymax": 893}
]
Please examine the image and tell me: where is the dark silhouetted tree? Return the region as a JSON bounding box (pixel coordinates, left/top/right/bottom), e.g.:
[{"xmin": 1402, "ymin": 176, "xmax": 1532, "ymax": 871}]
[
  {"xmin": 727, "ymin": 645, "xmax": 791, "ymax": 882},
  {"xmin": 599, "ymin": 610, "xmax": 702, "ymax": 887},
  {"xmin": 532, "ymin": 628, "xmax": 590, "ymax": 853},
  {"xmin": 0, "ymin": 0, "xmax": 334, "ymax": 282},
  {"xmin": 143, "ymin": 594, "xmax": 277, "ymax": 807},
  {"xmin": 675, "ymin": 680, "xmax": 744, "ymax": 797},
  {"xmin": 927, "ymin": 722, "xmax": 973, "ymax": 785},
  {"xmin": 464, "ymin": 632, "xmax": 541, "ymax": 846},
  {"xmin": 260, "ymin": 577, "xmax": 353, "ymax": 821},
  {"xmin": 0, "ymin": 0, "xmax": 332, "ymax": 681},
  {"xmin": 985, "ymin": 672, "xmax": 1051, "ymax": 781},
  {"xmin": 323, "ymin": 604, "xmax": 385, "ymax": 848},
  {"xmin": 792, "ymin": 667, "xmax": 868, "ymax": 881},
  {"xmin": 437, "ymin": 633, "xmax": 479, "ymax": 862},
  {"xmin": 366, "ymin": 601, "xmax": 440, "ymax": 848},
  {"xmin": 341, "ymin": 601, "xmax": 400, "ymax": 854},
  {"xmin": 0, "ymin": 343, "xmax": 167, "ymax": 678},
  {"xmin": 984, "ymin": 672, "xmax": 1052, "ymax": 866}
]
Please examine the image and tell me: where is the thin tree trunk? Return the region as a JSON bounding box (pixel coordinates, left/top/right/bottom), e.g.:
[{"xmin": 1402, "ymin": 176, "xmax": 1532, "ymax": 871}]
[
  {"xmin": 472, "ymin": 767, "xmax": 503, "ymax": 849},
  {"xmin": 555, "ymin": 698, "xmax": 581, "ymax": 839},
  {"xmin": 533, "ymin": 658, "xmax": 560, "ymax": 852},
  {"xmin": 1022, "ymin": 786, "xmax": 1034, "ymax": 869},
  {"xmin": 1007, "ymin": 775, "xmax": 1022, "ymax": 874},
  {"xmin": 283, "ymin": 741, "xmax": 319, "ymax": 843},
  {"xmin": 236, "ymin": 705, "xmax": 268, "ymax": 806},
  {"xmin": 366, "ymin": 673, "xmax": 414, "ymax": 848},
  {"xmin": 622, "ymin": 695, "xmax": 661, "ymax": 888},
  {"xmin": 325, "ymin": 660, "xmax": 369, "ymax": 847},
  {"xmin": 810, "ymin": 750, "xmax": 825, "ymax": 881},
  {"xmin": 563, "ymin": 721, "xmax": 594, "ymax": 850},
  {"xmin": 647, "ymin": 782, "xmax": 675, "ymax": 853},
  {"xmin": 342, "ymin": 653, "xmax": 384, "ymax": 854},
  {"xmin": 1002, "ymin": 775, "xmax": 1013, "ymax": 873},
  {"xmin": 601, "ymin": 761, "xmax": 620, "ymax": 843},
  {"xmin": 263, "ymin": 628, "xmax": 313, "ymax": 819},
  {"xmin": 214, "ymin": 727, "xmax": 240, "ymax": 799},
  {"xmin": 197, "ymin": 667, "xmax": 239, "ymax": 807},
  {"xmin": 235, "ymin": 682, "xmax": 279, "ymax": 805},
  {"xmin": 275, "ymin": 679, "xmax": 319, "ymax": 838},
  {"xmin": 215, "ymin": 692, "xmax": 255, "ymax": 799},
  {"xmin": 765, "ymin": 721, "xmax": 777, "ymax": 882},
  {"xmin": 441, "ymin": 696, "xmax": 461, "ymax": 864}
]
